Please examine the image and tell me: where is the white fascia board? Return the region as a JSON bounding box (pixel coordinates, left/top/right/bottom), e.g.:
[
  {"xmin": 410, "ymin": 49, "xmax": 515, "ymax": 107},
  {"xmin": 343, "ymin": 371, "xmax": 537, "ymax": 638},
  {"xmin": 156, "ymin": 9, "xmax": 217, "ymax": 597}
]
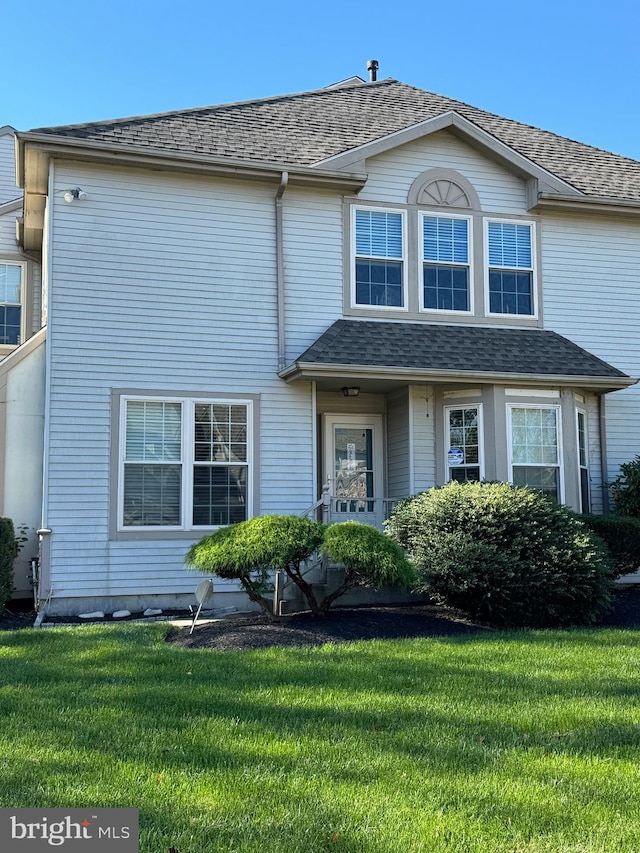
[
  {"xmin": 315, "ymin": 111, "xmax": 580, "ymax": 197},
  {"xmin": 534, "ymin": 192, "xmax": 640, "ymax": 216},
  {"xmin": 16, "ymin": 132, "xmax": 367, "ymax": 193},
  {"xmin": 279, "ymin": 360, "xmax": 635, "ymax": 392}
]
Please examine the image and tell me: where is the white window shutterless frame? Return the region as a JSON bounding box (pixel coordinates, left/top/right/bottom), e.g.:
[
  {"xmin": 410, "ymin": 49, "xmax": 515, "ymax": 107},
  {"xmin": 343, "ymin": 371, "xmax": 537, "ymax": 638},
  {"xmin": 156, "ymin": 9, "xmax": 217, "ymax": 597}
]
[
  {"xmin": 0, "ymin": 261, "xmax": 24, "ymax": 345},
  {"xmin": 118, "ymin": 396, "xmax": 253, "ymax": 531},
  {"xmin": 485, "ymin": 220, "xmax": 537, "ymax": 318},
  {"xmin": 352, "ymin": 207, "xmax": 407, "ymax": 310},
  {"xmin": 508, "ymin": 404, "xmax": 563, "ymax": 502},
  {"xmin": 420, "ymin": 212, "xmax": 473, "ymax": 314},
  {"xmin": 445, "ymin": 404, "xmax": 484, "ymax": 482}
]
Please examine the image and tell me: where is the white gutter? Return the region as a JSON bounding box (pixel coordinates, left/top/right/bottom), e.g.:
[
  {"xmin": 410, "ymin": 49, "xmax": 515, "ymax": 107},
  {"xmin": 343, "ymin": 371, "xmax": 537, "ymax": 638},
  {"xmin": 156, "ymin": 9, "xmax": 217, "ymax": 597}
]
[{"xmin": 279, "ymin": 360, "xmax": 637, "ymax": 392}]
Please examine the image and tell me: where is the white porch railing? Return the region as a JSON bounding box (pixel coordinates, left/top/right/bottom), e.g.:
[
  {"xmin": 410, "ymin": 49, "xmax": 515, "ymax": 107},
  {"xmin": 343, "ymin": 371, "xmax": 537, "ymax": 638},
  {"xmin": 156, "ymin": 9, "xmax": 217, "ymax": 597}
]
[{"xmin": 299, "ymin": 484, "xmax": 403, "ymax": 531}]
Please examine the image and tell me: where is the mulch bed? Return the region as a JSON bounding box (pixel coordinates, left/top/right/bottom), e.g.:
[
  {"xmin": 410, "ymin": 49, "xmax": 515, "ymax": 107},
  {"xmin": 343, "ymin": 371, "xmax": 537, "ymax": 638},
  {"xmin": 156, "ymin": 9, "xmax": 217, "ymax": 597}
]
[{"xmin": 2, "ymin": 587, "xmax": 639, "ymax": 651}]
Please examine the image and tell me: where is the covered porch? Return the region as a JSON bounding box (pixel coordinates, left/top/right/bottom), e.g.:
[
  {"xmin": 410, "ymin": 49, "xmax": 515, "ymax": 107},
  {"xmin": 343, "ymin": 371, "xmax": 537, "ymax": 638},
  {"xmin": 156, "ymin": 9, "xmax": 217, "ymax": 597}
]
[{"xmin": 283, "ymin": 320, "xmax": 635, "ymax": 525}]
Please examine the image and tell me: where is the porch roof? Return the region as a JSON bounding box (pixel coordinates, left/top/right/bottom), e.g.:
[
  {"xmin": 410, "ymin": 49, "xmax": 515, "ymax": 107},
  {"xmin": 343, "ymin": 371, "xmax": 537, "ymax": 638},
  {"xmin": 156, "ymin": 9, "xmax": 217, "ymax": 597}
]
[{"xmin": 280, "ymin": 320, "xmax": 634, "ymax": 391}]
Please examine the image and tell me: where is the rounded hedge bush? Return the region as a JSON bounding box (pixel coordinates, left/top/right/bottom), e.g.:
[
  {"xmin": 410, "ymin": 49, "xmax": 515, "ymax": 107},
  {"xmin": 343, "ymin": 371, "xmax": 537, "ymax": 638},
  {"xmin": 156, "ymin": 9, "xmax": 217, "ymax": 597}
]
[{"xmin": 386, "ymin": 481, "xmax": 613, "ymax": 627}]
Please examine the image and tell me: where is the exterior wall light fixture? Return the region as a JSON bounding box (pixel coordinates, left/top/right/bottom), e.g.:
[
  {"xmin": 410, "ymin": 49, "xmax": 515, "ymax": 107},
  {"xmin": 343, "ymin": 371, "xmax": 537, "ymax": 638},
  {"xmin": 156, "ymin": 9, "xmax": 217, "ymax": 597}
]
[
  {"xmin": 341, "ymin": 386, "xmax": 360, "ymax": 397},
  {"xmin": 63, "ymin": 188, "xmax": 88, "ymax": 203}
]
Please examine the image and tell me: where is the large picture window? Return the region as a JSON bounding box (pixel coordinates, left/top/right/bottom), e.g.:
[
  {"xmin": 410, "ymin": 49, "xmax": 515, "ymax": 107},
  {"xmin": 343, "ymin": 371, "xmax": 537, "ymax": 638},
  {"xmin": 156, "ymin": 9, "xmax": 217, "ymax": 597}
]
[
  {"xmin": 120, "ymin": 397, "xmax": 251, "ymax": 530},
  {"xmin": 509, "ymin": 405, "xmax": 561, "ymax": 501},
  {"xmin": 422, "ymin": 214, "xmax": 471, "ymax": 312},
  {"xmin": 353, "ymin": 208, "xmax": 405, "ymax": 308},
  {"xmin": 0, "ymin": 262, "xmax": 23, "ymax": 345}
]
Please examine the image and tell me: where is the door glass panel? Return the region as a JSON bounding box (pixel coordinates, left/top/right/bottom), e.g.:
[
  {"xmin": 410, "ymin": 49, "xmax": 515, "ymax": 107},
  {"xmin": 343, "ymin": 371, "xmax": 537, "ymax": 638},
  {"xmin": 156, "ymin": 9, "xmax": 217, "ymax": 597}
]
[
  {"xmin": 334, "ymin": 427, "xmax": 374, "ymax": 512},
  {"xmin": 447, "ymin": 407, "xmax": 480, "ymax": 481}
]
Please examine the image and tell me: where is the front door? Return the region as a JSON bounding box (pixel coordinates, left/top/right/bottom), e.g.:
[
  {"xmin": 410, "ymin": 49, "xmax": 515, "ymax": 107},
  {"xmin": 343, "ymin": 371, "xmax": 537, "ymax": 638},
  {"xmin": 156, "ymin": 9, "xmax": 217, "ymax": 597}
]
[{"xmin": 323, "ymin": 415, "xmax": 384, "ymax": 527}]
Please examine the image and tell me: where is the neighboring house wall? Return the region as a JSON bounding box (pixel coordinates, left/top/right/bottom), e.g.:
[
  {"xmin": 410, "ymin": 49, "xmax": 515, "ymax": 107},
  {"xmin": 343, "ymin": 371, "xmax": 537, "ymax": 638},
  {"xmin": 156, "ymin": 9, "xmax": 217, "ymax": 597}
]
[
  {"xmin": 0, "ymin": 330, "xmax": 46, "ymax": 596},
  {"xmin": 0, "ymin": 127, "xmax": 44, "ymax": 598},
  {"xmin": 0, "ymin": 130, "xmax": 18, "ymax": 204}
]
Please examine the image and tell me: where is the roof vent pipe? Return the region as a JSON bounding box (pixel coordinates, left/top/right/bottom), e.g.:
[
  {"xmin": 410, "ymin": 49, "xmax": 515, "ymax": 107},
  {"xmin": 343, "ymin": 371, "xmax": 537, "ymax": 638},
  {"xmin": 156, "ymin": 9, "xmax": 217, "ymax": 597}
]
[{"xmin": 367, "ymin": 59, "xmax": 379, "ymax": 82}]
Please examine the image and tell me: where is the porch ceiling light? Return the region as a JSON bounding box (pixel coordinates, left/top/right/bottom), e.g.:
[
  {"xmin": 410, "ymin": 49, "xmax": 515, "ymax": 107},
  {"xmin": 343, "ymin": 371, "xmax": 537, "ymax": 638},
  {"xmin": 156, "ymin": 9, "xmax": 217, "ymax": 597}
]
[{"xmin": 341, "ymin": 386, "xmax": 360, "ymax": 397}]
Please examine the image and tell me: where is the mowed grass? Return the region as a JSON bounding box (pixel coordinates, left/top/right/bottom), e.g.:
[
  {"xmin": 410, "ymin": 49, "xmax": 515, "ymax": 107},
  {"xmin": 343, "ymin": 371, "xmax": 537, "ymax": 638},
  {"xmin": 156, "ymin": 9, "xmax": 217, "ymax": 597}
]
[{"xmin": 0, "ymin": 624, "xmax": 639, "ymax": 852}]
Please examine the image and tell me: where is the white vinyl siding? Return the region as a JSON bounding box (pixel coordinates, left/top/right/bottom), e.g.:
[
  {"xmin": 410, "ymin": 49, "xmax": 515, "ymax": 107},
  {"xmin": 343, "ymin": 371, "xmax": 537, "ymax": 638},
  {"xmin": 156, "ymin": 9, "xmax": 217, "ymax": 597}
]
[
  {"xmin": 43, "ymin": 162, "xmax": 316, "ymax": 601},
  {"xmin": 542, "ymin": 213, "xmax": 640, "ymax": 485},
  {"xmin": 387, "ymin": 387, "xmax": 410, "ymax": 498},
  {"xmin": 359, "ymin": 130, "xmax": 528, "ymax": 212},
  {"xmin": 0, "ymin": 132, "xmax": 19, "ymax": 205}
]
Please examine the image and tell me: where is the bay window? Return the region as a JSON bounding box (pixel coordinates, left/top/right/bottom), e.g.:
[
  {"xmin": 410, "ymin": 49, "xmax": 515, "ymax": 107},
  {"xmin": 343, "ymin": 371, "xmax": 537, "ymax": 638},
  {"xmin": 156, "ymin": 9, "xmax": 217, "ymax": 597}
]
[
  {"xmin": 120, "ymin": 396, "xmax": 252, "ymax": 530},
  {"xmin": 509, "ymin": 405, "xmax": 561, "ymax": 501}
]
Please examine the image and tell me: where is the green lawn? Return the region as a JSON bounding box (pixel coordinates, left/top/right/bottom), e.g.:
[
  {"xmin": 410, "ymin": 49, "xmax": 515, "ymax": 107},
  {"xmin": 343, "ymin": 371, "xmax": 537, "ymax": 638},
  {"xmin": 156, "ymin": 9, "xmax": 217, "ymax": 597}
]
[{"xmin": 1, "ymin": 623, "xmax": 639, "ymax": 852}]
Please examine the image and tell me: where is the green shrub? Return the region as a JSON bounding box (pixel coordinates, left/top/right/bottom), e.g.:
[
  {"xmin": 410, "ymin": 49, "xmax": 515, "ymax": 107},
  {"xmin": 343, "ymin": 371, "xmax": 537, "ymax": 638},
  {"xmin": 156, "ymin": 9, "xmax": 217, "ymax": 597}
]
[
  {"xmin": 610, "ymin": 456, "xmax": 640, "ymax": 517},
  {"xmin": 0, "ymin": 517, "xmax": 17, "ymax": 615},
  {"xmin": 187, "ymin": 515, "xmax": 415, "ymax": 618},
  {"xmin": 579, "ymin": 513, "xmax": 640, "ymax": 577},
  {"xmin": 319, "ymin": 522, "xmax": 415, "ymax": 614},
  {"xmin": 386, "ymin": 482, "xmax": 613, "ymax": 628},
  {"xmin": 186, "ymin": 515, "xmax": 326, "ymax": 618}
]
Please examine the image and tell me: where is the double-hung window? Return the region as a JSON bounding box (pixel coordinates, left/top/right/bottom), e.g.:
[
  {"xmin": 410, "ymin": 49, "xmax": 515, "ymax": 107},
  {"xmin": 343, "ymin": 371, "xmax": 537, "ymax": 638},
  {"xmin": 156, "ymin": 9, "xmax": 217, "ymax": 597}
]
[
  {"xmin": 120, "ymin": 397, "xmax": 251, "ymax": 530},
  {"xmin": 422, "ymin": 214, "xmax": 471, "ymax": 312},
  {"xmin": 0, "ymin": 262, "xmax": 23, "ymax": 345},
  {"xmin": 577, "ymin": 410, "xmax": 590, "ymax": 513},
  {"xmin": 487, "ymin": 221, "xmax": 535, "ymax": 316},
  {"xmin": 354, "ymin": 208, "xmax": 405, "ymax": 308},
  {"xmin": 509, "ymin": 405, "xmax": 561, "ymax": 502}
]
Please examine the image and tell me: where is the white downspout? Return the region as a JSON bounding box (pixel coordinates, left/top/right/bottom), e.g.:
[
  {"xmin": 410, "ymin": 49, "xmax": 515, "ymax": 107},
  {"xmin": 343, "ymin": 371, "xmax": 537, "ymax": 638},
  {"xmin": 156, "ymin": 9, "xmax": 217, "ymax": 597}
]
[{"xmin": 275, "ymin": 171, "xmax": 288, "ymax": 372}]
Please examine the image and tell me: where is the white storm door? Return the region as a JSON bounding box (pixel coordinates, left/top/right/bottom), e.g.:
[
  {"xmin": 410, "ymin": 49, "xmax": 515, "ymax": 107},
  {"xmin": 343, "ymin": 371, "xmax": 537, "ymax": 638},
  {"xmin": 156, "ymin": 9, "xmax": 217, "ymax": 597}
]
[{"xmin": 324, "ymin": 414, "xmax": 384, "ymax": 523}]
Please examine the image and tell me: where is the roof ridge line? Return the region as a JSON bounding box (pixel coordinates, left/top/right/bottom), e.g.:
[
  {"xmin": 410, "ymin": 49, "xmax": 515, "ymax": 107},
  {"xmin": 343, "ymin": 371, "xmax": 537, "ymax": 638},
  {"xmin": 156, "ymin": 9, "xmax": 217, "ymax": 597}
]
[{"xmin": 29, "ymin": 78, "xmax": 398, "ymax": 135}]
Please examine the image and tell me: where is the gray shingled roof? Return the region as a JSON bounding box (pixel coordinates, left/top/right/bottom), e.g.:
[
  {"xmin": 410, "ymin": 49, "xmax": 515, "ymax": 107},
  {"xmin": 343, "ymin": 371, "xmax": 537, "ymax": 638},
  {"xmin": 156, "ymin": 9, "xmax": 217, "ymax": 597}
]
[
  {"xmin": 29, "ymin": 79, "xmax": 640, "ymax": 202},
  {"xmin": 291, "ymin": 320, "xmax": 630, "ymax": 381}
]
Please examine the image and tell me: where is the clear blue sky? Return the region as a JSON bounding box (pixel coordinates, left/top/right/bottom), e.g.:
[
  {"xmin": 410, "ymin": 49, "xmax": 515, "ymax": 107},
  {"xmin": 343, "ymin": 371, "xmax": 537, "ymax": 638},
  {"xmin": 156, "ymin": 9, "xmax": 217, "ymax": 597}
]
[{"xmin": 4, "ymin": 0, "xmax": 639, "ymax": 160}]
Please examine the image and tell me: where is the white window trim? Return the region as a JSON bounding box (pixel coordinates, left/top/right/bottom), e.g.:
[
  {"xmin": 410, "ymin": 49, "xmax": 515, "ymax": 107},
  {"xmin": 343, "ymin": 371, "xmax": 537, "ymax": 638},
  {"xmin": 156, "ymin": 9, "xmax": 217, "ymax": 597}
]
[
  {"xmin": 350, "ymin": 205, "xmax": 408, "ymax": 311},
  {"xmin": 483, "ymin": 218, "xmax": 538, "ymax": 319},
  {"xmin": 117, "ymin": 395, "xmax": 253, "ymax": 532},
  {"xmin": 444, "ymin": 403, "xmax": 484, "ymax": 481},
  {"xmin": 507, "ymin": 403, "xmax": 564, "ymax": 502},
  {"xmin": 419, "ymin": 211, "xmax": 474, "ymax": 315},
  {"xmin": 576, "ymin": 408, "xmax": 590, "ymax": 513},
  {"xmin": 0, "ymin": 258, "xmax": 26, "ymax": 347}
]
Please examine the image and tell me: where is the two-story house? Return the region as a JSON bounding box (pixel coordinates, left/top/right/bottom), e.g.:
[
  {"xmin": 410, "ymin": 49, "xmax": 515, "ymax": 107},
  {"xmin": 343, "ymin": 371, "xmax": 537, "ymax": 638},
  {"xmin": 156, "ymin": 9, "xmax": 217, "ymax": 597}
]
[{"xmin": 7, "ymin": 73, "xmax": 640, "ymax": 616}]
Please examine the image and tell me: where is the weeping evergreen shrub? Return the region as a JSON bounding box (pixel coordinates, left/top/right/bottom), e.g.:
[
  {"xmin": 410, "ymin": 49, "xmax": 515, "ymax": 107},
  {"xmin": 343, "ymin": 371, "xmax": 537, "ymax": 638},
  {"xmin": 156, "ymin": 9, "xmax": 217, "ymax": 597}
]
[
  {"xmin": 186, "ymin": 515, "xmax": 414, "ymax": 618},
  {"xmin": 386, "ymin": 482, "xmax": 613, "ymax": 627}
]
